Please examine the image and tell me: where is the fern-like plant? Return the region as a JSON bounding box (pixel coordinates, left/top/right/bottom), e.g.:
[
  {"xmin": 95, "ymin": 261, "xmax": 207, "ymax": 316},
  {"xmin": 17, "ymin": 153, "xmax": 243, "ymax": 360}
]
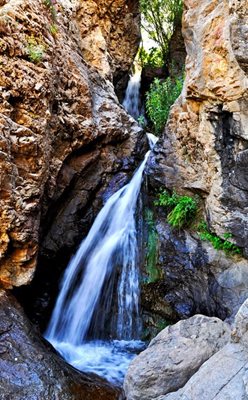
[
  {"xmin": 155, "ymin": 189, "xmax": 198, "ymax": 229},
  {"xmin": 198, "ymin": 221, "xmax": 242, "ymax": 255}
]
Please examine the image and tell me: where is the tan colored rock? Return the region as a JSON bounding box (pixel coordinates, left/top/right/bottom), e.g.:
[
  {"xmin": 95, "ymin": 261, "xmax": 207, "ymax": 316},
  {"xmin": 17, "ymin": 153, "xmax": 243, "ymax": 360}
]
[
  {"xmin": 152, "ymin": 0, "xmax": 248, "ymax": 252},
  {"xmin": 124, "ymin": 315, "xmax": 230, "ymax": 400},
  {"xmin": 0, "ymin": 0, "xmax": 141, "ymax": 288}
]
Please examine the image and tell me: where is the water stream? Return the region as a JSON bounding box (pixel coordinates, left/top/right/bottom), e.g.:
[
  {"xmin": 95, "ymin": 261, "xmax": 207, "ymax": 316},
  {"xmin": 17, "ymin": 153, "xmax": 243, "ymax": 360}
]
[
  {"xmin": 122, "ymin": 68, "xmax": 142, "ymax": 120},
  {"xmin": 45, "ymin": 105, "xmax": 157, "ymax": 383}
]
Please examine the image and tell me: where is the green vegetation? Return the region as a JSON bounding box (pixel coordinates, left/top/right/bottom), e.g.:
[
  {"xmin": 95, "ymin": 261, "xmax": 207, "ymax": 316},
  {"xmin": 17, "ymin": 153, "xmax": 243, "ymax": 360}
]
[
  {"xmin": 44, "ymin": 0, "xmax": 57, "ymax": 20},
  {"xmin": 198, "ymin": 221, "xmax": 242, "ymax": 255},
  {"xmin": 26, "ymin": 36, "xmax": 45, "ymax": 63},
  {"xmin": 140, "ymin": 0, "xmax": 183, "ymax": 63},
  {"xmin": 50, "ymin": 23, "xmax": 58, "ymax": 36},
  {"xmin": 137, "ymin": 114, "xmax": 146, "ymax": 128},
  {"xmin": 145, "ymin": 209, "xmax": 161, "ymax": 283},
  {"xmin": 155, "ymin": 189, "xmax": 198, "ymax": 229},
  {"xmin": 146, "ymin": 75, "xmax": 184, "ymax": 135},
  {"xmin": 138, "ymin": 46, "xmax": 164, "ymax": 68}
]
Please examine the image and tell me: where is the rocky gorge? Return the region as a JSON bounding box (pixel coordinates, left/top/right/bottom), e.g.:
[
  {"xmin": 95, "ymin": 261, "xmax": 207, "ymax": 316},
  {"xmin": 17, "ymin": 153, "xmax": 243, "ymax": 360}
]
[{"xmin": 0, "ymin": 0, "xmax": 248, "ymax": 399}]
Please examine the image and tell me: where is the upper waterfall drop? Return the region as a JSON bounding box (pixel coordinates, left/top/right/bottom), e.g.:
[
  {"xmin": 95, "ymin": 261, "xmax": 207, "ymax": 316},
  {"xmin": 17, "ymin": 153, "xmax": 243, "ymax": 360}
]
[{"xmin": 122, "ymin": 68, "xmax": 142, "ymax": 120}]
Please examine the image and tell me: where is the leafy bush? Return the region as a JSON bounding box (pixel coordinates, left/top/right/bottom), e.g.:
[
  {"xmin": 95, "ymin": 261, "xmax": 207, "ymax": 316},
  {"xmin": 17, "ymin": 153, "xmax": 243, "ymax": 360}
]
[
  {"xmin": 50, "ymin": 23, "xmax": 58, "ymax": 37},
  {"xmin": 146, "ymin": 75, "xmax": 184, "ymax": 135},
  {"xmin": 155, "ymin": 189, "xmax": 198, "ymax": 229},
  {"xmin": 138, "ymin": 46, "xmax": 164, "ymax": 68},
  {"xmin": 198, "ymin": 221, "xmax": 242, "ymax": 255},
  {"xmin": 140, "ymin": 0, "xmax": 183, "ymax": 63}
]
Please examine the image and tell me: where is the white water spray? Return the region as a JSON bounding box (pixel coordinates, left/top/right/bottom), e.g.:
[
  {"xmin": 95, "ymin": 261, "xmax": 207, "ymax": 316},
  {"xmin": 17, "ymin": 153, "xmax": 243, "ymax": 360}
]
[{"xmin": 45, "ymin": 133, "xmax": 158, "ymax": 383}]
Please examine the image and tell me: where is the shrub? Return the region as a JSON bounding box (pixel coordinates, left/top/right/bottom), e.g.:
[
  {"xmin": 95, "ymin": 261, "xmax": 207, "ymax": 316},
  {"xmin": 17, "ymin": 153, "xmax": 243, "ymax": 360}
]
[
  {"xmin": 155, "ymin": 189, "xmax": 198, "ymax": 229},
  {"xmin": 146, "ymin": 75, "xmax": 184, "ymax": 135},
  {"xmin": 50, "ymin": 23, "xmax": 58, "ymax": 36},
  {"xmin": 138, "ymin": 46, "xmax": 164, "ymax": 68},
  {"xmin": 198, "ymin": 221, "xmax": 242, "ymax": 255}
]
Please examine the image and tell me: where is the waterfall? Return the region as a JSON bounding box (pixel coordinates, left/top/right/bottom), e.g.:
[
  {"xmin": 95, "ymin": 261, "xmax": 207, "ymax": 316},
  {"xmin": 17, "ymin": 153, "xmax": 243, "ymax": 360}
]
[
  {"xmin": 45, "ymin": 133, "xmax": 158, "ymax": 383},
  {"xmin": 122, "ymin": 69, "xmax": 142, "ymax": 120}
]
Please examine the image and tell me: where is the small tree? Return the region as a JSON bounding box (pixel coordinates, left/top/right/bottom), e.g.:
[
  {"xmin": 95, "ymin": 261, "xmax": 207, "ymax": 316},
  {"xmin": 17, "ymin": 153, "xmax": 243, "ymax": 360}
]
[{"xmin": 140, "ymin": 0, "xmax": 183, "ymax": 65}]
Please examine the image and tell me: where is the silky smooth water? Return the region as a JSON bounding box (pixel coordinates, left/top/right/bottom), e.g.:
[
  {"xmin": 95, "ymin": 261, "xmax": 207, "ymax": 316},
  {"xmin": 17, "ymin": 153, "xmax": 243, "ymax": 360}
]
[
  {"xmin": 123, "ymin": 69, "xmax": 142, "ymax": 120},
  {"xmin": 45, "ymin": 133, "xmax": 158, "ymax": 384}
]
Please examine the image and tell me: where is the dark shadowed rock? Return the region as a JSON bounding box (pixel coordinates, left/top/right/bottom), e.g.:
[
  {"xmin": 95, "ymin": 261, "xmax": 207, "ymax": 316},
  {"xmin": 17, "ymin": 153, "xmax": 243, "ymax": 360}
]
[{"xmin": 0, "ymin": 290, "xmax": 122, "ymax": 400}]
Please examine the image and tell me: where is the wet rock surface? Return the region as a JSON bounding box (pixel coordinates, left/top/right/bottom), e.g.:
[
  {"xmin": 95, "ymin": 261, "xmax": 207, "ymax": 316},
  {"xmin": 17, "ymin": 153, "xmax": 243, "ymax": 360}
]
[
  {"xmin": 0, "ymin": 290, "xmax": 122, "ymax": 400},
  {"xmin": 140, "ymin": 208, "xmax": 248, "ymax": 337}
]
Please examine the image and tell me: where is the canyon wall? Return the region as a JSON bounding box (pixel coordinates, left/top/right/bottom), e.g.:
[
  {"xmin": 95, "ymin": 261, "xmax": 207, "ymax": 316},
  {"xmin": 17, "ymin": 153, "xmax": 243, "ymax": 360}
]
[
  {"xmin": 153, "ymin": 0, "xmax": 248, "ymax": 250},
  {"xmin": 143, "ymin": 0, "xmax": 248, "ymax": 333},
  {"xmin": 0, "ymin": 0, "xmax": 141, "ymax": 289}
]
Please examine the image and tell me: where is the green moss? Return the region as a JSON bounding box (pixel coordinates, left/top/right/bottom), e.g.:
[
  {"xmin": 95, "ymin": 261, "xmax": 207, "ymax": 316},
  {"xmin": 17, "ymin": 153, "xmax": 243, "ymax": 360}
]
[
  {"xmin": 198, "ymin": 221, "xmax": 242, "ymax": 255},
  {"xmin": 155, "ymin": 189, "xmax": 198, "ymax": 229},
  {"xmin": 144, "ymin": 209, "xmax": 161, "ymax": 283},
  {"xmin": 49, "ymin": 23, "xmax": 58, "ymax": 36}
]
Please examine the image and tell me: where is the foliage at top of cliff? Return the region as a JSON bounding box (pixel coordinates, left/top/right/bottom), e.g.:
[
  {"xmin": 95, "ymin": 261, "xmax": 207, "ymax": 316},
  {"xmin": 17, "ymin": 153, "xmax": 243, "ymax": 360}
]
[{"xmin": 140, "ymin": 0, "xmax": 183, "ymax": 64}]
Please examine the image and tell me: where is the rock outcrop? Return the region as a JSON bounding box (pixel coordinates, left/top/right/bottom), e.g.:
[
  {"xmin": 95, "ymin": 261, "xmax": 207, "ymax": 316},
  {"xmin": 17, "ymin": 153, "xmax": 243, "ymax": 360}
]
[
  {"xmin": 155, "ymin": 299, "xmax": 248, "ymax": 400},
  {"xmin": 143, "ymin": 0, "xmax": 248, "ymax": 331},
  {"xmin": 124, "ymin": 314, "xmax": 231, "ymax": 400},
  {"xmin": 0, "ymin": 0, "xmax": 142, "ymax": 289},
  {"xmin": 141, "ymin": 218, "xmax": 248, "ymax": 329},
  {"xmin": 0, "ymin": 290, "xmax": 122, "ymax": 400},
  {"xmin": 125, "ymin": 299, "xmax": 248, "ymax": 400},
  {"xmin": 150, "ymin": 0, "xmax": 248, "ymax": 251}
]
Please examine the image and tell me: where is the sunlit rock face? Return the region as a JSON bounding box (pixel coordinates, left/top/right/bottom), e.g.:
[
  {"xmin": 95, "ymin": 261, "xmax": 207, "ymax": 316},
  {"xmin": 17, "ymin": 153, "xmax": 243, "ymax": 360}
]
[
  {"xmin": 0, "ymin": 0, "xmax": 141, "ymax": 288},
  {"xmin": 151, "ymin": 0, "xmax": 248, "ymax": 252}
]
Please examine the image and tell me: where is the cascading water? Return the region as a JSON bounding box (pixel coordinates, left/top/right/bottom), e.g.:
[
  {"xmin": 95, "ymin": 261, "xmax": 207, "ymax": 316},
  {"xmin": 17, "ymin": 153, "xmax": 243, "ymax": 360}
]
[
  {"xmin": 45, "ymin": 133, "xmax": 158, "ymax": 384},
  {"xmin": 122, "ymin": 68, "xmax": 142, "ymax": 120}
]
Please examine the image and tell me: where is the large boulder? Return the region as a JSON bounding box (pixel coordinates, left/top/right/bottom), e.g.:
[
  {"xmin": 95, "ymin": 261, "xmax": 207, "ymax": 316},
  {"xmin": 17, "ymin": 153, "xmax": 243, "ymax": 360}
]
[
  {"xmin": 155, "ymin": 299, "xmax": 248, "ymax": 400},
  {"xmin": 124, "ymin": 315, "xmax": 230, "ymax": 400},
  {"xmin": 156, "ymin": 343, "xmax": 248, "ymax": 400},
  {"xmin": 0, "ymin": 290, "xmax": 122, "ymax": 400}
]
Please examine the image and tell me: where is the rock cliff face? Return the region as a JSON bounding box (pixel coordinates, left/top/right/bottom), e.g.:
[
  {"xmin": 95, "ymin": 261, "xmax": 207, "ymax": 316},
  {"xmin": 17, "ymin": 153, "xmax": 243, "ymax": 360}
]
[
  {"xmin": 152, "ymin": 0, "xmax": 248, "ymax": 250},
  {"xmin": 0, "ymin": 0, "xmax": 141, "ymax": 289},
  {"xmin": 144, "ymin": 0, "xmax": 248, "ymax": 329}
]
